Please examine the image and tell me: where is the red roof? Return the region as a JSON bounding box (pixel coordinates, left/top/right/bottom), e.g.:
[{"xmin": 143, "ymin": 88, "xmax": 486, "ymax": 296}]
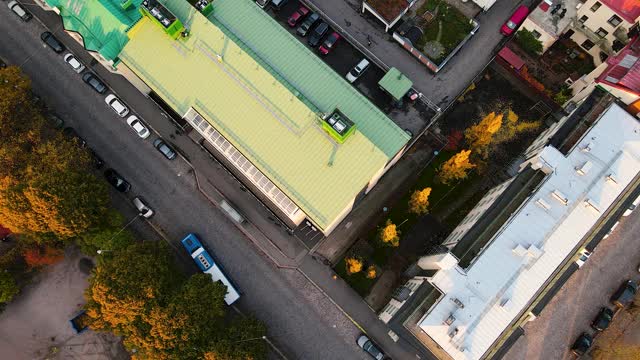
[
  {"xmin": 498, "ymin": 46, "xmax": 525, "ymax": 70},
  {"xmin": 597, "ymin": 37, "xmax": 640, "ymax": 95},
  {"xmin": 602, "ymin": 0, "xmax": 640, "ymax": 24}
]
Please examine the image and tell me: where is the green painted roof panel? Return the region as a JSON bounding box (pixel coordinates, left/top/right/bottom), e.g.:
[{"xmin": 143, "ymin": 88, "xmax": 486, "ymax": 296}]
[
  {"xmin": 208, "ymin": 0, "xmax": 410, "ymax": 158},
  {"xmin": 379, "ymin": 67, "xmax": 413, "ymax": 100}
]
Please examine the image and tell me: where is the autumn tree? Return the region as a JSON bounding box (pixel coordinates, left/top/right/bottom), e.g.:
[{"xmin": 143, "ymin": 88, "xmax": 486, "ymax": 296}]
[
  {"xmin": 366, "ymin": 265, "xmax": 377, "ymax": 279},
  {"xmin": 408, "ymin": 187, "xmax": 432, "ymax": 215},
  {"xmin": 22, "ymin": 245, "xmax": 64, "ymax": 269},
  {"xmin": 492, "ymin": 109, "xmax": 541, "ymax": 146},
  {"xmin": 379, "ymin": 219, "xmax": 400, "ymax": 247},
  {"xmin": 437, "ymin": 150, "xmax": 475, "ymax": 185},
  {"xmin": 345, "ymin": 257, "xmax": 363, "ymax": 274},
  {"xmin": 465, "ymin": 112, "xmax": 503, "ymax": 158},
  {"xmin": 86, "ymin": 242, "xmax": 266, "ymax": 360}
]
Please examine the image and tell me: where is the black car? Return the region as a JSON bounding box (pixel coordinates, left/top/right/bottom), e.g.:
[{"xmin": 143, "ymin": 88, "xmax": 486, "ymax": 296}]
[
  {"xmin": 591, "ymin": 307, "xmax": 614, "ymax": 331},
  {"xmin": 40, "ymin": 32, "xmax": 65, "ymax": 53},
  {"xmin": 611, "ymin": 280, "xmax": 638, "ymax": 307},
  {"xmin": 297, "ymin": 13, "xmax": 320, "ymax": 37},
  {"xmin": 82, "ymin": 72, "xmax": 108, "ymax": 94},
  {"xmin": 62, "ymin": 127, "xmax": 87, "ymax": 148},
  {"xmin": 104, "ymin": 169, "xmax": 131, "ymax": 193},
  {"xmin": 89, "ymin": 149, "xmax": 105, "ymax": 169},
  {"xmin": 570, "ymin": 332, "xmax": 592, "ymax": 356},
  {"xmin": 308, "ymin": 21, "xmax": 329, "ymax": 47},
  {"xmin": 153, "ymin": 138, "xmax": 177, "ymax": 160}
]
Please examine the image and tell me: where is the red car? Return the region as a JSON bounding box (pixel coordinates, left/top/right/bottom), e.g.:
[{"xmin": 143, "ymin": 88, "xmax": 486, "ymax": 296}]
[
  {"xmin": 288, "ymin": 6, "xmax": 309, "ymax": 27},
  {"xmin": 319, "ymin": 32, "xmax": 341, "ymax": 55},
  {"xmin": 501, "ymin": 5, "xmax": 529, "ymax": 36}
]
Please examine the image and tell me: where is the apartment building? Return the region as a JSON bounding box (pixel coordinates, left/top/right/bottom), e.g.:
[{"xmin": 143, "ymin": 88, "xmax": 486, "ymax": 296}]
[{"xmin": 378, "ymin": 88, "xmax": 640, "ymax": 360}]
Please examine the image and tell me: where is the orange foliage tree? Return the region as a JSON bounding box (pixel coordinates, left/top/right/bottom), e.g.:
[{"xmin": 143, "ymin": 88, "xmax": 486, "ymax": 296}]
[
  {"xmin": 22, "ymin": 246, "xmax": 64, "ymax": 268},
  {"xmin": 464, "ymin": 112, "xmax": 503, "ymax": 158},
  {"xmin": 437, "ymin": 149, "xmax": 476, "ymax": 185}
]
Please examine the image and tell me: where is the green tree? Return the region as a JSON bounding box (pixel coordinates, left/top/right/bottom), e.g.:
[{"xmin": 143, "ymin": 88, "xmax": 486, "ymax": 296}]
[
  {"xmin": 515, "ymin": 29, "xmax": 543, "ymax": 56},
  {"xmin": 0, "ymin": 271, "xmax": 19, "ymax": 303},
  {"xmin": 204, "ymin": 316, "xmax": 267, "ymax": 360},
  {"xmin": 77, "ymin": 210, "xmax": 134, "ymax": 254}
]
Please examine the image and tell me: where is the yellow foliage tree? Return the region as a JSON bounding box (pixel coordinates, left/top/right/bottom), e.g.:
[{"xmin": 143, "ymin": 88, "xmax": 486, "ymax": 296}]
[
  {"xmin": 493, "ymin": 109, "xmax": 541, "ymax": 146},
  {"xmin": 465, "ymin": 112, "xmax": 503, "ymax": 157},
  {"xmin": 408, "ymin": 187, "xmax": 432, "ymax": 215},
  {"xmin": 366, "ymin": 265, "xmax": 377, "ymax": 279},
  {"xmin": 345, "ymin": 257, "xmax": 363, "ymax": 274},
  {"xmin": 437, "ymin": 150, "xmax": 476, "ymax": 185},
  {"xmin": 379, "ymin": 219, "xmax": 400, "ymax": 247}
]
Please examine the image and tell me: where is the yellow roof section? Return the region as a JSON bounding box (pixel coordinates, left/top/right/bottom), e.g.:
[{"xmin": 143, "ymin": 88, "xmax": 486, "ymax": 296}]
[{"xmin": 120, "ymin": 18, "xmax": 393, "ymax": 229}]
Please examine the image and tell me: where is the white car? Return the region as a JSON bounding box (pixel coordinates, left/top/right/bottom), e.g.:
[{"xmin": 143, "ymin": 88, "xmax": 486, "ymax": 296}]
[
  {"xmin": 63, "ymin": 53, "xmax": 85, "ymax": 73},
  {"xmin": 575, "ymin": 248, "xmax": 592, "ymax": 268},
  {"xmin": 126, "ymin": 115, "xmax": 150, "ymax": 139},
  {"xmin": 105, "ymin": 94, "xmax": 129, "ymax": 117},
  {"xmin": 623, "ymin": 194, "xmax": 640, "ymax": 216},
  {"xmin": 346, "ymin": 58, "xmax": 370, "ymax": 83},
  {"xmin": 132, "ymin": 197, "xmax": 154, "ymax": 218}
]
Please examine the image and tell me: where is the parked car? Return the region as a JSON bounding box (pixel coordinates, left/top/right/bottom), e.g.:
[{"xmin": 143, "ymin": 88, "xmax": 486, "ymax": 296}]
[
  {"xmin": 623, "ymin": 194, "xmax": 640, "ymax": 216},
  {"xmin": 153, "ymin": 138, "xmax": 177, "ymax": 160},
  {"xmin": 132, "ymin": 197, "xmax": 154, "ymax": 218},
  {"xmin": 48, "ymin": 113, "xmax": 65, "ymax": 129},
  {"xmin": 104, "ymin": 169, "xmax": 131, "ymax": 193},
  {"xmin": 40, "ymin": 31, "xmax": 65, "ymax": 53},
  {"xmin": 255, "ymin": 0, "xmax": 269, "ymax": 8},
  {"xmin": 319, "ymin": 31, "xmax": 341, "ymax": 55},
  {"xmin": 570, "ymin": 332, "xmax": 592, "ymax": 356},
  {"xmin": 287, "ymin": 5, "xmax": 309, "ymax": 27},
  {"xmin": 8, "ymin": 1, "xmax": 32, "ymax": 22},
  {"xmin": 62, "ymin": 127, "xmax": 87, "ymax": 148},
  {"xmin": 105, "ymin": 94, "xmax": 129, "ymax": 117},
  {"xmin": 611, "ymin": 280, "xmax": 638, "ymax": 307},
  {"xmin": 82, "ymin": 72, "xmax": 107, "ymax": 94},
  {"xmin": 501, "ymin": 5, "xmax": 529, "ymax": 36},
  {"xmin": 270, "ymin": 0, "xmax": 287, "ymax": 11},
  {"xmin": 575, "ymin": 248, "xmax": 592, "ymax": 268},
  {"xmin": 591, "ymin": 307, "xmax": 614, "ymax": 331},
  {"xmin": 308, "ymin": 22, "xmax": 329, "ymax": 47},
  {"xmin": 357, "ymin": 335, "xmax": 385, "ymax": 360},
  {"xmin": 126, "ymin": 115, "xmax": 150, "ymax": 139},
  {"xmin": 346, "ymin": 58, "xmax": 370, "ymax": 83},
  {"xmin": 297, "ymin": 12, "xmax": 320, "ymax": 37},
  {"xmin": 89, "ymin": 149, "xmax": 105, "ymax": 169},
  {"xmin": 63, "ymin": 53, "xmax": 85, "ymax": 73},
  {"xmin": 603, "ymin": 220, "xmax": 620, "ymax": 239}
]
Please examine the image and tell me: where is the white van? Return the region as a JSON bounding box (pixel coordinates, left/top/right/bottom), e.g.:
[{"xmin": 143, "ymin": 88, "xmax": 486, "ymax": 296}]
[{"xmin": 346, "ymin": 59, "xmax": 370, "ymax": 83}]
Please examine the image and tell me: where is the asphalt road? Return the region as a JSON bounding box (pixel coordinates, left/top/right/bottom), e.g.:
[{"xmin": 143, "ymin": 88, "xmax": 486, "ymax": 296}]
[
  {"xmin": 503, "ymin": 206, "xmax": 640, "ymax": 359},
  {"xmin": 0, "ymin": 7, "xmax": 373, "ymax": 360}
]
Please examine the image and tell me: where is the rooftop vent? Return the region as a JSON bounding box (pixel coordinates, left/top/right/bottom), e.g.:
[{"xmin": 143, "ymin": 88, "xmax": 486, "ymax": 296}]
[
  {"xmin": 448, "ymin": 327, "xmax": 459, "ymax": 338},
  {"xmin": 140, "ymin": 0, "xmax": 184, "ymax": 38},
  {"xmin": 535, "ymin": 198, "xmax": 551, "ymax": 211},
  {"xmin": 581, "ymin": 143, "xmax": 594, "ymax": 152},
  {"xmin": 513, "ymin": 244, "xmax": 528, "ymax": 256},
  {"xmin": 584, "ymin": 198, "xmax": 600, "ymax": 213},
  {"xmin": 444, "ymin": 314, "xmax": 456, "ymax": 326},
  {"xmin": 575, "ymin": 161, "xmax": 593, "ymax": 176},
  {"xmin": 322, "ymin": 109, "xmax": 356, "ymax": 143},
  {"xmin": 527, "ymin": 244, "xmax": 542, "ymax": 258},
  {"xmin": 451, "ymin": 298, "xmax": 465, "ymax": 309},
  {"xmin": 551, "ymin": 190, "xmax": 569, "ymax": 205},
  {"xmin": 606, "ymin": 173, "xmax": 618, "ymax": 184}
]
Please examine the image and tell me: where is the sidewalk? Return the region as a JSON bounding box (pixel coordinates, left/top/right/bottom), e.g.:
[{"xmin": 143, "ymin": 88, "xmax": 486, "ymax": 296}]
[{"xmin": 304, "ymin": 0, "xmax": 537, "ymax": 109}]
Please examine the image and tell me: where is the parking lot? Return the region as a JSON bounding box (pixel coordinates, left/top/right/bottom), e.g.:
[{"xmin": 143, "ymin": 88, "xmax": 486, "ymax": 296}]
[{"xmin": 261, "ymin": 0, "xmax": 400, "ymax": 115}]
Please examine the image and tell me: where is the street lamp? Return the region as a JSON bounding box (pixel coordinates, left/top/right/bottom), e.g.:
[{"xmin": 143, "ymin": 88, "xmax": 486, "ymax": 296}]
[
  {"xmin": 96, "ymin": 249, "xmax": 112, "ymax": 255},
  {"xmin": 233, "ymin": 336, "xmax": 267, "ymax": 344}
]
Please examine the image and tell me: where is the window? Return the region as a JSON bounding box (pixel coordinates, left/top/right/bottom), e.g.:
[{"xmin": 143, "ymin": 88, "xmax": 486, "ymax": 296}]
[
  {"xmin": 531, "ymin": 30, "xmax": 541, "ymax": 39},
  {"xmin": 590, "ymin": 1, "xmax": 601, "ymax": 11},
  {"xmin": 596, "ymin": 27, "xmax": 609, "ymax": 38},
  {"xmin": 579, "ymin": 15, "xmax": 588, "ymax": 24},
  {"xmin": 608, "ymin": 15, "xmax": 622, "ymax": 27},
  {"xmin": 581, "ymin": 39, "xmax": 595, "ymax": 50}
]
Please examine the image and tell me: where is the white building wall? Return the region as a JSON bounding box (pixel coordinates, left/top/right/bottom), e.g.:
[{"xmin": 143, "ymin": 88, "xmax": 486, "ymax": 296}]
[
  {"xmin": 521, "ymin": 18, "xmax": 558, "ymax": 53},
  {"xmin": 379, "ymin": 277, "xmax": 427, "ymax": 323}
]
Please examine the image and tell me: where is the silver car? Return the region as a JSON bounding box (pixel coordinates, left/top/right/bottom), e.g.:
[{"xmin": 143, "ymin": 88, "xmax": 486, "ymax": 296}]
[
  {"xmin": 357, "ymin": 335, "xmax": 385, "ymax": 360},
  {"xmin": 63, "ymin": 53, "xmax": 85, "ymax": 73},
  {"xmin": 132, "ymin": 197, "xmax": 154, "ymax": 218}
]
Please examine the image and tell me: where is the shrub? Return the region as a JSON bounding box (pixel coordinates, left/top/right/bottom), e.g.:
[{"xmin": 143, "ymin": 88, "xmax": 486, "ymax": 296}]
[
  {"xmin": 365, "ymin": 265, "xmax": 377, "ymax": 279},
  {"xmin": 515, "ymin": 29, "xmax": 543, "ymax": 56},
  {"xmin": 345, "ymin": 257, "xmax": 363, "ymax": 275},
  {"xmin": 379, "ymin": 219, "xmax": 400, "ymax": 247},
  {"xmin": 23, "ymin": 246, "xmax": 64, "ymax": 269}
]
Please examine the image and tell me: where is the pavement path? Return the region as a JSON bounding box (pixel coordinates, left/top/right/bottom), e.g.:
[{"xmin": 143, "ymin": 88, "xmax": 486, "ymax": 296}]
[
  {"xmin": 304, "ymin": 0, "xmax": 539, "ymax": 110},
  {"xmin": 503, "ymin": 207, "xmax": 640, "ymax": 360}
]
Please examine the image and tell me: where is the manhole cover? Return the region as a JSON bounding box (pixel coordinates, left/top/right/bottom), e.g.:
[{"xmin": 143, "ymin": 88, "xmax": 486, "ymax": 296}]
[{"xmin": 78, "ymin": 258, "xmax": 95, "ymax": 275}]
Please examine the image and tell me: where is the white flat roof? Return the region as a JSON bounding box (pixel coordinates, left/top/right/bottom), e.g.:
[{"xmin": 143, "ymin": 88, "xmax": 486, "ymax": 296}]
[
  {"xmin": 526, "ymin": 0, "xmax": 578, "ymax": 38},
  {"xmin": 472, "ymin": 0, "xmax": 496, "ymax": 11},
  {"xmin": 419, "ymin": 104, "xmax": 640, "ymax": 360}
]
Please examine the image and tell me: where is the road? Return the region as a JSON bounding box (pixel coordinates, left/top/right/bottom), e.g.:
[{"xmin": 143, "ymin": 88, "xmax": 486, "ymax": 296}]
[
  {"xmin": 0, "ymin": 7, "xmax": 373, "ymax": 360},
  {"xmin": 305, "ymin": 0, "xmax": 539, "ymax": 110},
  {"xmin": 503, "ymin": 207, "xmax": 640, "ymax": 359}
]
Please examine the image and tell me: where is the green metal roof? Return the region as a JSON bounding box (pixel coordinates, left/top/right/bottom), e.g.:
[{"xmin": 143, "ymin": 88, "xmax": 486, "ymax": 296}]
[
  {"xmin": 119, "ymin": 9, "xmax": 408, "ymax": 230},
  {"xmin": 379, "ymin": 67, "xmax": 413, "ymax": 101},
  {"xmin": 45, "ymin": 0, "xmax": 142, "ymax": 61},
  {"xmin": 208, "ymin": 0, "xmax": 410, "ymax": 157}
]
